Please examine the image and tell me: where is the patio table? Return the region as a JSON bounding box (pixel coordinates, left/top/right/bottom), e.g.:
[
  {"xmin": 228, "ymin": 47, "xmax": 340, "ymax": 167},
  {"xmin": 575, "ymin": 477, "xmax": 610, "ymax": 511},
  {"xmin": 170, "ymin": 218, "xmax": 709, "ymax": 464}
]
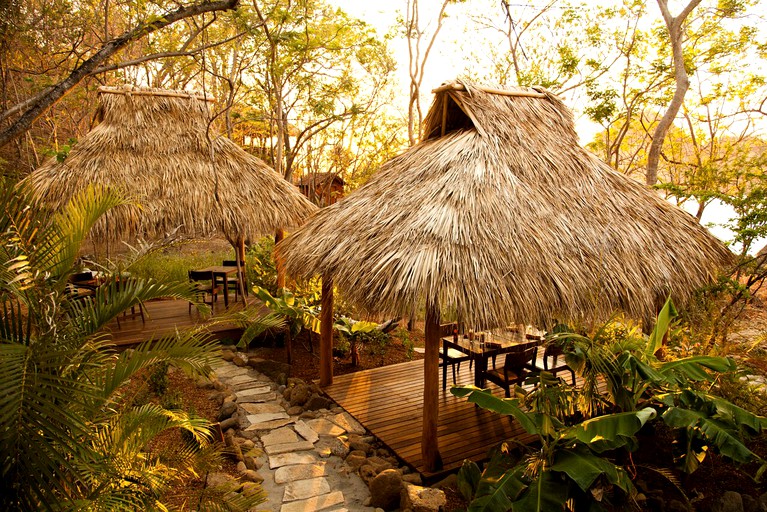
[
  {"xmin": 441, "ymin": 329, "xmax": 543, "ymax": 387},
  {"xmin": 194, "ymin": 265, "xmax": 237, "ymax": 307}
]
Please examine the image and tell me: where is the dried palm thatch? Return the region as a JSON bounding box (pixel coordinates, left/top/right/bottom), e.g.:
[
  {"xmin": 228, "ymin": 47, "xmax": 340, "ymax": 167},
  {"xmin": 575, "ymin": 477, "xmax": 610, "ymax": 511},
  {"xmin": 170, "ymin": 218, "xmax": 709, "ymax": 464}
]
[
  {"xmin": 279, "ymin": 80, "xmax": 733, "ymax": 328},
  {"xmin": 26, "ymin": 85, "xmax": 316, "ymax": 244}
]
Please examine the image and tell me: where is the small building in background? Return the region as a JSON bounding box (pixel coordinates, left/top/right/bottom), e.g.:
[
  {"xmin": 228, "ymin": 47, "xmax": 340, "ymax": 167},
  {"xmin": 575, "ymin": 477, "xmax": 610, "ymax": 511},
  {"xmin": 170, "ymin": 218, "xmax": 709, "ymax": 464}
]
[{"xmin": 297, "ymin": 172, "xmax": 345, "ymax": 206}]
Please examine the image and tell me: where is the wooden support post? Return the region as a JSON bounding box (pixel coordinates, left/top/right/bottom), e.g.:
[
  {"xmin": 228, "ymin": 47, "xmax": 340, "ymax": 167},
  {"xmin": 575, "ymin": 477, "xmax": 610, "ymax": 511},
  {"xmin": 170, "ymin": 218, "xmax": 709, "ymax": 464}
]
[
  {"xmin": 274, "ymin": 228, "xmax": 285, "ymax": 290},
  {"xmin": 422, "ymin": 301, "xmax": 443, "ymax": 472},
  {"xmin": 319, "ymin": 275, "xmax": 334, "ymax": 387},
  {"xmin": 236, "ymin": 236, "xmax": 247, "ymax": 305}
]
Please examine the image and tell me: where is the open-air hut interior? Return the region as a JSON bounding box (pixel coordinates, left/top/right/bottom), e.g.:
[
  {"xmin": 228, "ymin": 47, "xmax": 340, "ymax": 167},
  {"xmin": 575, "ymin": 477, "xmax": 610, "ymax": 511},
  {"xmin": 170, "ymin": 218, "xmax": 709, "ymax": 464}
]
[
  {"xmin": 277, "ymin": 79, "xmax": 733, "ymax": 471},
  {"xmin": 26, "ymin": 85, "xmax": 317, "ymax": 257}
]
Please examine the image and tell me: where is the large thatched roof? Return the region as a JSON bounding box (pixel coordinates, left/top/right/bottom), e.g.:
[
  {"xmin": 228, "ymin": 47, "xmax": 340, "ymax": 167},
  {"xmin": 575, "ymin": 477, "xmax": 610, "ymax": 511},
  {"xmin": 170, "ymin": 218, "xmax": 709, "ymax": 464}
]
[
  {"xmin": 278, "ymin": 80, "xmax": 733, "ymax": 328},
  {"xmin": 27, "ymin": 86, "xmax": 316, "ymax": 243}
]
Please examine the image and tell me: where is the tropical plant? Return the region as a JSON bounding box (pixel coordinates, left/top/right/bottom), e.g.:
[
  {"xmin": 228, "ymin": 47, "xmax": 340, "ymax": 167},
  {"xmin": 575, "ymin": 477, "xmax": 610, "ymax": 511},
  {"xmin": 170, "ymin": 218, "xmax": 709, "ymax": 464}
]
[
  {"xmin": 253, "ymin": 286, "xmax": 320, "ymax": 363},
  {"xmin": 333, "ymin": 317, "xmax": 383, "ymax": 366},
  {"xmin": 247, "ymin": 236, "xmax": 278, "ymax": 293},
  {"xmin": 453, "ymin": 384, "xmax": 652, "ymax": 511},
  {"xmin": 0, "ymin": 182, "xmax": 264, "ymax": 511},
  {"xmin": 453, "ymin": 297, "xmax": 767, "ymax": 511}
]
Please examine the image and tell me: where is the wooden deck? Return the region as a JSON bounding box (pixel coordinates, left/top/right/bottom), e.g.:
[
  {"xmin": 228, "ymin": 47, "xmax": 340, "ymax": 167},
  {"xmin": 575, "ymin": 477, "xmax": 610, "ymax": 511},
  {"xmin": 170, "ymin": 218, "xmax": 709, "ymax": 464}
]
[
  {"xmin": 323, "ymin": 357, "xmax": 538, "ymax": 481},
  {"xmin": 106, "ymin": 296, "xmax": 265, "ymax": 346}
]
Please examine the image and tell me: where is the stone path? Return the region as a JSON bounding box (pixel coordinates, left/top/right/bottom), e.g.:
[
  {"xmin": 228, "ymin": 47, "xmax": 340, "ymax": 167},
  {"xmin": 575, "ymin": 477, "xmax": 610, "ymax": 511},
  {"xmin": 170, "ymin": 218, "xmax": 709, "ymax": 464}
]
[{"xmin": 212, "ymin": 361, "xmax": 377, "ymax": 512}]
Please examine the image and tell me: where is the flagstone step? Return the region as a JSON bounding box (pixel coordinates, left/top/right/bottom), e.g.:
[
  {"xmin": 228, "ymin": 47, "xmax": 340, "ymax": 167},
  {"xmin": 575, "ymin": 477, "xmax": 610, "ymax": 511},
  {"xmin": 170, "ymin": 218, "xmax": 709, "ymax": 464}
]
[{"xmin": 279, "ymin": 490, "xmax": 344, "ymax": 512}]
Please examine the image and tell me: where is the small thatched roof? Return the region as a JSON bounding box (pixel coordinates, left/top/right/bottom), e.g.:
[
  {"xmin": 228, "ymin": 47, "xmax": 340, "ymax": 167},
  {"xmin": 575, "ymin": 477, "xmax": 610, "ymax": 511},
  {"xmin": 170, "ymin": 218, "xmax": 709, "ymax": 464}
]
[
  {"xmin": 278, "ymin": 80, "xmax": 733, "ymax": 328},
  {"xmin": 297, "ymin": 172, "xmax": 345, "ymax": 187},
  {"xmin": 26, "ymin": 85, "xmax": 316, "ymax": 244}
]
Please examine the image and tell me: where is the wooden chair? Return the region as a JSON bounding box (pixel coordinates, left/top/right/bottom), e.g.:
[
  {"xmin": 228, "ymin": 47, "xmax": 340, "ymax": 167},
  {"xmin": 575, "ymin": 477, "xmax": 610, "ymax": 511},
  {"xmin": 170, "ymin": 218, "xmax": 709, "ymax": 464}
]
[
  {"xmin": 439, "ymin": 322, "xmax": 471, "ymax": 390},
  {"xmin": 222, "ymin": 260, "xmax": 247, "ymax": 298},
  {"xmin": 188, "ymin": 270, "xmax": 220, "ymax": 312},
  {"xmin": 67, "ymin": 271, "xmax": 97, "ymax": 300},
  {"xmin": 485, "ymin": 342, "xmax": 539, "ymax": 397},
  {"xmin": 539, "ymin": 342, "xmax": 576, "ymax": 385},
  {"xmin": 117, "ymin": 275, "xmax": 145, "ymax": 325}
]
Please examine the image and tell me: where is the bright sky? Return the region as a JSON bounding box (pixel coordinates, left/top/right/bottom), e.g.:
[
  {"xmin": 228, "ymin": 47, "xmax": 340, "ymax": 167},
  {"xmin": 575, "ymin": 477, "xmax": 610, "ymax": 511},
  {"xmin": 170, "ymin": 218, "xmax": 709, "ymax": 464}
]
[{"xmin": 329, "ymin": 0, "xmax": 761, "ymax": 251}]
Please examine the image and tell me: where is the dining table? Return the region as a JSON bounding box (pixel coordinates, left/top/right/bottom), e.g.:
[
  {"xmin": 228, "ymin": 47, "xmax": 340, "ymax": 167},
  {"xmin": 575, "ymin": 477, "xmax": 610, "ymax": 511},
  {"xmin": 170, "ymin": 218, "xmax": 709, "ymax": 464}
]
[
  {"xmin": 194, "ymin": 265, "xmax": 238, "ymax": 307},
  {"xmin": 441, "ymin": 328, "xmax": 544, "ymax": 387}
]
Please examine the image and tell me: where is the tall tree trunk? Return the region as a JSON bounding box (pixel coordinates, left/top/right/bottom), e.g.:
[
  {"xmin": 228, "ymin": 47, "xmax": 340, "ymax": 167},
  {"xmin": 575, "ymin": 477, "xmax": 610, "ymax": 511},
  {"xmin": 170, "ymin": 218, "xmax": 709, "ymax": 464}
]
[
  {"xmin": 645, "ymin": 0, "xmax": 702, "ymax": 186},
  {"xmin": 405, "ymin": 0, "xmax": 451, "ymax": 147}
]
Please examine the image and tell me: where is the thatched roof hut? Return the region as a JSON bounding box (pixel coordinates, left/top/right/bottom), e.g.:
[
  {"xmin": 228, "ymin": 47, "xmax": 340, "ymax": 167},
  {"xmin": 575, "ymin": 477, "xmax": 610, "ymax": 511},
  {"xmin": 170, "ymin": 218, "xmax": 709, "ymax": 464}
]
[
  {"xmin": 278, "ymin": 80, "xmax": 733, "ymax": 472},
  {"xmin": 279, "ymin": 81, "xmax": 732, "ymax": 328},
  {"xmin": 27, "ymin": 86, "xmax": 316, "ymax": 247}
]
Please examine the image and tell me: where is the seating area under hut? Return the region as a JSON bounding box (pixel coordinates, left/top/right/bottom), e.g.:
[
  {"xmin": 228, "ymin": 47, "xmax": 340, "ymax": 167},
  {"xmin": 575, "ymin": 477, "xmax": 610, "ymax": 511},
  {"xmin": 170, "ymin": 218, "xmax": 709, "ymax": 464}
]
[
  {"xmin": 26, "ymin": 85, "xmax": 316, "ymax": 307},
  {"xmin": 277, "ymin": 79, "xmax": 733, "ymax": 473}
]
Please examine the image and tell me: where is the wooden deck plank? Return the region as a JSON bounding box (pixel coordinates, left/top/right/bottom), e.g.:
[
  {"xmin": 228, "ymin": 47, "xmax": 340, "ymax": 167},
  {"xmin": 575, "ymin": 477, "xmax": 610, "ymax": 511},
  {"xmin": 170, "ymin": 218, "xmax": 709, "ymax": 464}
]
[
  {"xmin": 323, "ymin": 358, "xmax": 534, "ymax": 480},
  {"xmin": 106, "ymin": 297, "xmax": 265, "ymax": 346}
]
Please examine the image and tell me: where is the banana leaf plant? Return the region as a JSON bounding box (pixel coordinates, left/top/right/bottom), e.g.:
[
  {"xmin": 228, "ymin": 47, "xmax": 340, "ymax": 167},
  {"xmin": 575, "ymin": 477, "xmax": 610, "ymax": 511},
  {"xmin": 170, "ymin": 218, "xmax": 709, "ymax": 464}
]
[
  {"xmin": 452, "ymin": 384, "xmax": 654, "ymax": 511},
  {"xmin": 333, "ymin": 317, "xmax": 379, "ymax": 366},
  {"xmin": 453, "ymin": 297, "xmax": 767, "ymax": 510},
  {"xmin": 559, "ymin": 297, "xmax": 766, "ymax": 473},
  {"xmin": 253, "ymin": 286, "xmax": 320, "ymax": 364}
]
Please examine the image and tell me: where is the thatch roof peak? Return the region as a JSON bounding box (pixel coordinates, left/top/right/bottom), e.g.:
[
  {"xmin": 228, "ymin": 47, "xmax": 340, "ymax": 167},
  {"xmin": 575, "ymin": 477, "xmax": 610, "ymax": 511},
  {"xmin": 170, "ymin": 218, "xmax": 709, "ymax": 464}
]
[
  {"xmin": 98, "ymin": 85, "xmax": 216, "ymax": 103},
  {"xmin": 27, "ymin": 85, "xmax": 316, "ymax": 244},
  {"xmin": 278, "ymin": 79, "xmax": 733, "ymax": 328},
  {"xmin": 424, "ymin": 79, "xmax": 576, "ymax": 145}
]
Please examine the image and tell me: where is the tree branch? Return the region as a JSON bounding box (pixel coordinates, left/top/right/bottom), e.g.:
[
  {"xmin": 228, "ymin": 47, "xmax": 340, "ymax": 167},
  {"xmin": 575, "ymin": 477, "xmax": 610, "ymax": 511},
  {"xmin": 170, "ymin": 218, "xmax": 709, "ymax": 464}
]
[
  {"xmin": 645, "ymin": 0, "xmax": 702, "ymax": 186},
  {"xmin": 0, "ymin": 0, "xmax": 240, "ymax": 149},
  {"xmin": 90, "ymin": 32, "xmax": 245, "ymax": 75}
]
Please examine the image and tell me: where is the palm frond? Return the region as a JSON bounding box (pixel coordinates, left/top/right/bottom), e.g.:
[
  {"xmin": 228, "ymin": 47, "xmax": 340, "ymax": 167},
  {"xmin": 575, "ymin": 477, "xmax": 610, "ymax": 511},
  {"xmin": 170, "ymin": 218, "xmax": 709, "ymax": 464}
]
[
  {"xmin": 98, "ymin": 330, "xmax": 218, "ymax": 401},
  {"xmin": 35, "ymin": 185, "xmax": 129, "ymax": 284},
  {"xmin": 66, "ymin": 277, "xmax": 200, "ymax": 336}
]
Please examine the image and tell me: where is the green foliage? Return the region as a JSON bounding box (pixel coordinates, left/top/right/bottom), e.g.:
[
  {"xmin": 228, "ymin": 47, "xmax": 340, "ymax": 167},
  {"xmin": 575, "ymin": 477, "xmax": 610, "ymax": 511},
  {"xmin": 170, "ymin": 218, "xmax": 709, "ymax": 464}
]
[
  {"xmin": 0, "ymin": 182, "xmax": 264, "ymax": 511},
  {"xmin": 396, "ymin": 328, "xmax": 415, "ymax": 360},
  {"xmin": 453, "ymin": 297, "xmax": 767, "ymax": 511},
  {"xmin": 148, "ymin": 361, "xmax": 171, "ymax": 396},
  {"xmin": 247, "ymin": 236, "xmax": 277, "ymax": 293},
  {"xmin": 334, "ymin": 317, "xmax": 387, "ymax": 366},
  {"xmin": 453, "ymin": 386, "xmax": 648, "ymax": 511},
  {"xmin": 254, "ymin": 286, "xmax": 320, "ymax": 337},
  {"xmin": 42, "ymin": 137, "xmax": 77, "ymax": 163},
  {"xmin": 128, "ymin": 242, "xmax": 232, "ymax": 284},
  {"xmin": 364, "ymin": 328, "xmax": 390, "ymax": 363}
]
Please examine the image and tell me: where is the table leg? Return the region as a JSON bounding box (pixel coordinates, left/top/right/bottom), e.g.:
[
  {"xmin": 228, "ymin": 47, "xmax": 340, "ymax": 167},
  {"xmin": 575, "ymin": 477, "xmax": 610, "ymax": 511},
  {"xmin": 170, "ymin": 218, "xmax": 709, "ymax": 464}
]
[
  {"xmin": 442, "ymin": 340, "xmax": 448, "ymax": 391},
  {"xmin": 474, "ymin": 354, "xmax": 488, "ymax": 388},
  {"xmin": 218, "ymin": 272, "xmax": 229, "ymax": 308}
]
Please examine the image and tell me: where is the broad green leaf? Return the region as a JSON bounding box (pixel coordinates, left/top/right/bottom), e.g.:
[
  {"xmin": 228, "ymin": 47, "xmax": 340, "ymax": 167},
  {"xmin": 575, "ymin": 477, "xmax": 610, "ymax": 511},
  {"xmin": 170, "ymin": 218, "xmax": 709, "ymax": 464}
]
[
  {"xmin": 451, "ymin": 386, "xmax": 538, "ymax": 435},
  {"xmin": 551, "ymin": 447, "xmax": 633, "ymax": 493},
  {"xmin": 351, "ymin": 320, "xmax": 378, "ymax": 333},
  {"xmin": 563, "ymin": 409, "xmax": 656, "ymax": 452},
  {"xmin": 511, "ymin": 470, "xmax": 568, "ymax": 512},
  {"xmin": 661, "ymin": 407, "xmax": 757, "ymax": 463},
  {"xmin": 647, "ymin": 296, "xmax": 677, "ymax": 357},
  {"xmin": 470, "ymin": 466, "xmax": 527, "ymax": 512},
  {"xmin": 457, "ymin": 460, "xmax": 482, "ymax": 502},
  {"xmin": 659, "ymin": 356, "xmax": 736, "ymax": 383}
]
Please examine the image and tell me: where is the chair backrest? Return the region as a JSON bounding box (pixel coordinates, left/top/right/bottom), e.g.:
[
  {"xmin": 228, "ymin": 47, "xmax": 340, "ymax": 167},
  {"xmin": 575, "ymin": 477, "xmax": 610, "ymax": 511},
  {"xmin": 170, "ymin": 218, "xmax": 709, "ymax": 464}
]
[
  {"xmin": 543, "ymin": 342, "xmax": 565, "ymax": 358},
  {"xmin": 504, "ymin": 344, "xmax": 538, "ymax": 370},
  {"xmin": 70, "ymin": 271, "xmax": 94, "ymax": 283},
  {"xmin": 439, "ymin": 322, "xmax": 457, "ymax": 338},
  {"xmin": 188, "ymin": 270, "xmax": 214, "ymax": 282},
  {"xmin": 223, "ymin": 260, "xmax": 245, "ymax": 268}
]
